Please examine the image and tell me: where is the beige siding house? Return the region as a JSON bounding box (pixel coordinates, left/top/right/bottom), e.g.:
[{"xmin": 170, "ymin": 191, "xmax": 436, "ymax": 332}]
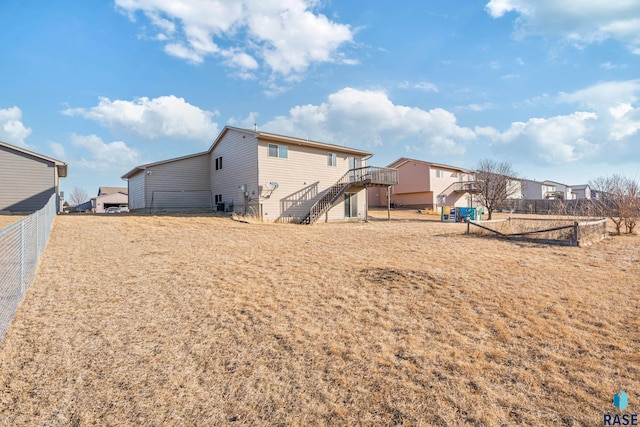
[
  {"xmin": 369, "ymin": 157, "xmax": 475, "ymax": 210},
  {"xmin": 122, "ymin": 126, "xmax": 397, "ymax": 223},
  {"xmin": 0, "ymin": 140, "xmax": 67, "ymax": 213},
  {"xmin": 92, "ymin": 187, "xmax": 129, "ymax": 213}
]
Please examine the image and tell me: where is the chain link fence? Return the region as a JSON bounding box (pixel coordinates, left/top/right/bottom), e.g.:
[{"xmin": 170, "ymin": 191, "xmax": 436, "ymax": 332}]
[{"xmin": 0, "ymin": 194, "xmax": 56, "ymax": 342}]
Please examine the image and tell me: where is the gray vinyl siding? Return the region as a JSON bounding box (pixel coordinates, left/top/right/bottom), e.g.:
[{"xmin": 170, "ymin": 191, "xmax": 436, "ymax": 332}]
[
  {"xmin": 127, "ymin": 172, "xmax": 146, "ymax": 210},
  {"xmin": 210, "ymin": 129, "xmax": 258, "ymax": 213},
  {"xmin": 144, "ymin": 154, "xmax": 211, "ymax": 211},
  {"xmin": 0, "ymin": 145, "xmax": 56, "ymax": 213}
]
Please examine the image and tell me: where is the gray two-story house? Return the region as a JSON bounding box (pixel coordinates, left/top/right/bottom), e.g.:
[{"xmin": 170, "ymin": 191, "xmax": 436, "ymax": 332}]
[{"xmin": 0, "ymin": 141, "xmax": 67, "ymax": 213}]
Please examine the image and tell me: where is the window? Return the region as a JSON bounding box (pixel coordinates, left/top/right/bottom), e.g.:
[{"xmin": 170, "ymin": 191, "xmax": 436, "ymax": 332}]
[
  {"xmin": 268, "ymin": 144, "xmax": 288, "ymax": 159},
  {"xmin": 328, "ymin": 153, "xmax": 336, "ymax": 167},
  {"xmin": 215, "ymin": 156, "xmax": 222, "ymax": 170},
  {"xmin": 435, "ymin": 169, "xmax": 444, "ymax": 178}
]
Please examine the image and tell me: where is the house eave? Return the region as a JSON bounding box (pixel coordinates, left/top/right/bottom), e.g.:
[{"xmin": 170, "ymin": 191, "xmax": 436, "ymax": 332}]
[{"xmin": 0, "ymin": 140, "xmax": 68, "ymax": 174}]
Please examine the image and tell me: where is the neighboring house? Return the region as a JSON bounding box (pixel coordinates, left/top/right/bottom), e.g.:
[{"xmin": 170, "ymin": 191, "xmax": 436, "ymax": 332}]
[
  {"xmin": 75, "ymin": 200, "xmax": 93, "ymax": 213},
  {"xmin": 121, "ymin": 126, "xmax": 397, "ymax": 223},
  {"xmin": 0, "ymin": 140, "xmax": 67, "ymax": 213},
  {"xmin": 92, "ymin": 187, "xmax": 128, "ymax": 213},
  {"xmin": 543, "ymin": 180, "xmax": 575, "ymax": 200},
  {"xmin": 570, "ymin": 184, "xmax": 591, "ymax": 200},
  {"xmin": 368, "ymin": 157, "xmax": 475, "ymax": 210},
  {"xmin": 522, "ymin": 179, "xmax": 557, "ymax": 200}
]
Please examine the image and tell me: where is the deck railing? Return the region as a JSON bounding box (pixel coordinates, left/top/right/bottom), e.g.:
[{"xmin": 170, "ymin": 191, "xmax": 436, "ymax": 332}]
[
  {"xmin": 302, "ymin": 166, "xmax": 398, "ymax": 224},
  {"xmin": 358, "ymin": 166, "xmax": 399, "ymax": 186},
  {"xmin": 453, "ymin": 181, "xmax": 478, "ymax": 192}
]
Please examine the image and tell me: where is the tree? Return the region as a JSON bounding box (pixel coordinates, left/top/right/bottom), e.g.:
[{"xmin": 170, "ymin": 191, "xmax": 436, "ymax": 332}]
[
  {"xmin": 70, "ymin": 187, "xmax": 89, "ymax": 206},
  {"xmin": 623, "ymin": 178, "xmax": 640, "ymax": 234},
  {"xmin": 590, "ymin": 175, "xmax": 640, "ymax": 235},
  {"xmin": 474, "ymin": 159, "xmax": 520, "ymax": 220}
]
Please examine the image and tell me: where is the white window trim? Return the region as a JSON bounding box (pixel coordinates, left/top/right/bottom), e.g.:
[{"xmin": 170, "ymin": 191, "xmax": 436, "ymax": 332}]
[{"xmin": 268, "ymin": 143, "xmax": 288, "ymax": 159}]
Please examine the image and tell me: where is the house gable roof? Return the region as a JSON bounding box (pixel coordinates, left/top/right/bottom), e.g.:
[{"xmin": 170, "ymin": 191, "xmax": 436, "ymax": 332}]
[
  {"xmin": 98, "ymin": 187, "xmax": 128, "ymax": 196},
  {"xmin": 122, "ymin": 126, "xmax": 372, "ymax": 179},
  {"xmin": 251, "ymin": 128, "xmax": 372, "ymax": 156},
  {"xmin": 543, "ymin": 180, "xmax": 569, "ymax": 187},
  {"xmin": 0, "ymin": 140, "xmax": 68, "ymax": 177},
  {"xmin": 121, "ymin": 151, "xmax": 210, "ymax": 179},
  {"xmin": 387, "ymin": 157, "xmax": 473, "ymax": 173}
]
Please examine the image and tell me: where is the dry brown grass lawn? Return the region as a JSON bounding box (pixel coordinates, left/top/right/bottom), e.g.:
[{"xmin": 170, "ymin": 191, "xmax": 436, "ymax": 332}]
[
  {"xmin": 0, "ymin": 216, "xmax": 24, "ymax": 230},
  {"xmin": 0, "ymin": 211, "xmax": 638, "ymax": 426}
]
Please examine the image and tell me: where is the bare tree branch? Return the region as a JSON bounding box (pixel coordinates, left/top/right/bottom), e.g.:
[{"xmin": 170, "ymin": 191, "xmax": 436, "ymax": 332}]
[
  {"xmin": 589, "ymin": 174, "xmax": 640, "ymax": 235},
  {"xmin": 70, "ymin": 187, "xmax": 89, "ymax": 206},
  {"xmin": 474, "ymin": 159, "xmax": 521, "ymax": 220}
]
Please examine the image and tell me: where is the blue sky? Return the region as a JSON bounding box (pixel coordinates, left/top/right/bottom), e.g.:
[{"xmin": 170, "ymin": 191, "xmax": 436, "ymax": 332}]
[{"xmin": 2, "ymin": 0, "xmax": 640, "ymax": 199}]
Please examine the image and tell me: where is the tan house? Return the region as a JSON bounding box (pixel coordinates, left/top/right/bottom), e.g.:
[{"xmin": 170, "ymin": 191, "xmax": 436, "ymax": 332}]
[
  {"xmin": 92, "ymin": 187, "xmax": 128, "ymax": 213},
  {"xmin": 121, "ymin": 126, "xmax": 397, "ymax": 223},
  {"xmin": 368, "ymin": 157, "xmax": 475, "ymax": 210}
]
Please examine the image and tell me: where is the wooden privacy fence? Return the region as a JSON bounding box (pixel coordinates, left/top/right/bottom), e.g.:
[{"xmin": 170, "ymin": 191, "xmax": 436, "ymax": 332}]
[{"xmin": 466, "ymin": 217, "xmax": 607, "ymax": 246}]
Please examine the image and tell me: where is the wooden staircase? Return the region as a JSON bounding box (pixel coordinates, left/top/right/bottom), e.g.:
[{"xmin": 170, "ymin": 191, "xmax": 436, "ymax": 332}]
[{"xmin": 300, "ymin": 166, "xmax": 398, "ymax": 225}]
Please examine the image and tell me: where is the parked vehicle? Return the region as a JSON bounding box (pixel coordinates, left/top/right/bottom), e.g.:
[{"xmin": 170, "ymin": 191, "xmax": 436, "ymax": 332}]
[{"xmin": 105, "ymin": 207, "xmax": 121, "ymax": 214}]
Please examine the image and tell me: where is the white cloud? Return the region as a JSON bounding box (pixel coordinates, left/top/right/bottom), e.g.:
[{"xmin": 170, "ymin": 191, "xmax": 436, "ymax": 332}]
[
  {"xmin": 49, "ymin": 142, "xmax": 66, "ymax": 159},
  {"xmin": 115, "ymin": 0, "xmax": 354, "ymax": 77},
  {"xmin": 414, "ymin": 82, "xmax": 439, "ymax": 92},
  {"xmin": 608, "ymin": 103, "xmax": 640, "ymax": 140},
  {"xmin": 558, "ymin": 80, "xmax": 640, "ymax": 142},
  {"xmin": 485, "ymin": 0, "xmax": 640, "ymax": 53},
  {"xmin": 494, "ymin": 112, "xmax": 599, "ymax": 164},
  {"xmin": 558, "ymin": 80, "xmax": 640, "ymax": 109},
  {"xmin": 0, "ymin": 106, "xmax": 32, "ymax": 147},
  {"xmin": 261, "ymin": 87, "xmax": 476, "ymax": 155},
  {"xmin": 398, "ymin": 81, "xmax": 439, "ymax": 92},
  {"xmin": 463, "ymin": 103, "xmax": 494, "ymax": 112},
  {"xmin": 488, "ymin": 81, "xmax": 640, "ymax": 165},
  {"xmin": 228, "ymin": 111, "xmax": 260, "ymax": 129},
  {"xmin": 62, "ymin": 95, "xmax": 219, "ymax": 141},
  {"xmin": 71, "ymin": 134, "xmax": 140, "ymax": 171}
]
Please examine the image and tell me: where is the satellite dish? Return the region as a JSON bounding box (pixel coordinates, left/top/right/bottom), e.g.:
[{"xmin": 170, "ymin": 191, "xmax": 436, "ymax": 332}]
[{"xmin": 265, "ymin": 181, "xmax": 279, "ymax": 191}]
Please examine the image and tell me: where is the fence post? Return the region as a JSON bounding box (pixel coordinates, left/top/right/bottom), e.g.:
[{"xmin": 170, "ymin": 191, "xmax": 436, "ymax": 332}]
[
  {"xmin": 36, "ymin": 213, "xmax": 39, "ymax": 256},
  {"xmin": 573, "ymin": 221, "xmax": 579, "ymax": 246},
  {"xmin": 20, "ymin": 221, "xmax": 25, "ymax": 294}
]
